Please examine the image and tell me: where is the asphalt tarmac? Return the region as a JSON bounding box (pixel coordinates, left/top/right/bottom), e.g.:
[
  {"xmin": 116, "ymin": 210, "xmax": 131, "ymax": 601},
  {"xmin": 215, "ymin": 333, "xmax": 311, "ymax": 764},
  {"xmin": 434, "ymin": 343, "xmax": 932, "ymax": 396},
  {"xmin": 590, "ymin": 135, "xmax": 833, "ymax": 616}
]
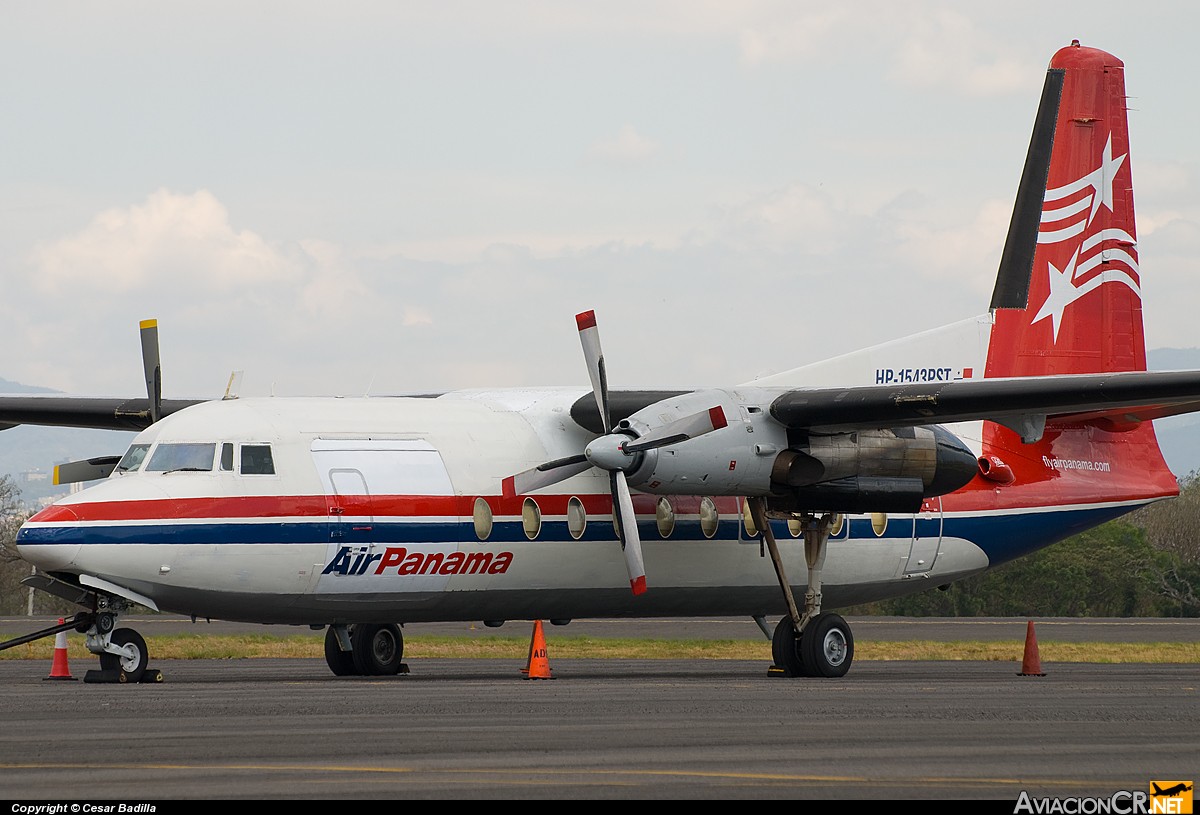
[
  {"xmin": 7, "ymin": 613, "xmax": 1200, "ymax": 642},
  {"xmin": 0, "ymin": 617, "xmax": 1196, "ymax": 803}
]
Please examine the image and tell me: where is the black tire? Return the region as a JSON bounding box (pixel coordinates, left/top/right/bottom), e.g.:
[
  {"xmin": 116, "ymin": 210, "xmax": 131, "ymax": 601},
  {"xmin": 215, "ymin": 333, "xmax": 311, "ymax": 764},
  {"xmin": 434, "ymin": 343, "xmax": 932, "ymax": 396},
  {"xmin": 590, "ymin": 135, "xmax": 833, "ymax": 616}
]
[
  {"xmin": 800, "ymin": 613, "xmax": 854, "ymax": 678},
  {"xmin": 99, "ymin": 628, "xmax": 148, "ymax": 684},
  {"xmin": 771, "ymin": 616, "xmax": 809, "ymax": 677},
  {"xmin": 324, "ymin": 627, "xmax": 358, "ymax": 676},
  {"xmin": 351, "ymin": 623, "xmax": 404, "ymax": 676}
]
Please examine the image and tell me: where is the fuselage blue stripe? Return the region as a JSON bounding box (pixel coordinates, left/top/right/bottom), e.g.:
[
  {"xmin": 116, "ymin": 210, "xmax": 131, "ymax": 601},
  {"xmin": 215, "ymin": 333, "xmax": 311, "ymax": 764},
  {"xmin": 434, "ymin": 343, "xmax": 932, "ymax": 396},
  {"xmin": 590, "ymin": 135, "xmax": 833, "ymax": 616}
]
[{"xmin": 17, "ymin": 504, "xmax": 1138, "ymax": 567}]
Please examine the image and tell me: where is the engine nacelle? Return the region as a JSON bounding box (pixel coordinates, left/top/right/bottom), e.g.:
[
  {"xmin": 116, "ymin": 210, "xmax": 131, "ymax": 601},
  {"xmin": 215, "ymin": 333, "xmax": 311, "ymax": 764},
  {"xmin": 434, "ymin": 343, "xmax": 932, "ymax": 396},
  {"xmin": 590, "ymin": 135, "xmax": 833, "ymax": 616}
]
[
  {"xmin": 616, "ymin": 388, "xmax": 979, "ymax": 511},
  {"xmin": 620, "ymin": 388, "xmax": 788, "ymax": 495}
]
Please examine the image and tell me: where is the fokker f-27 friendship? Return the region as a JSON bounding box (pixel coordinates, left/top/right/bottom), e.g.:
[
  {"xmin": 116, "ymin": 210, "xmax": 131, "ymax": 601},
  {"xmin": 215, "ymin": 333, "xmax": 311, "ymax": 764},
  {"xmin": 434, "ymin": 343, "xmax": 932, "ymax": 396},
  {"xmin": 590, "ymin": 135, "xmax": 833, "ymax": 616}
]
[{"xmin": 6, "ymin": 41, "xmax": 1200, "ymax": 681}]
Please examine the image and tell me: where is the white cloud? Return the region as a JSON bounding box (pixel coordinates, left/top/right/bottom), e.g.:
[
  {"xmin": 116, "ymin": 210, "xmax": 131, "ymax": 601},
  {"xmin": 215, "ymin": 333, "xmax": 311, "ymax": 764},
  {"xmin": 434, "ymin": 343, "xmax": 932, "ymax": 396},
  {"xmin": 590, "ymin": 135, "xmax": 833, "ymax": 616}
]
[
  {"xmin": 891, "ymin": 197, "xmax": 1011, "ymax": 290},
  {"xmin": 401, "ymin": 307, "xmax": 434, "ymax": 327},
  {"xmin": 587, "ymin": 125, "xmax": 659, "ymax": 165},
  {"xmin": 736, "ymin": 9, "xmax": 854, "ymax": 66},
  {"xmin": 888, "ymin": 11, "xmax": 1038, "ymax": 94},
  {"xmin": 29, "ymin": 189, "xmax": 296, "ymax": 294}
]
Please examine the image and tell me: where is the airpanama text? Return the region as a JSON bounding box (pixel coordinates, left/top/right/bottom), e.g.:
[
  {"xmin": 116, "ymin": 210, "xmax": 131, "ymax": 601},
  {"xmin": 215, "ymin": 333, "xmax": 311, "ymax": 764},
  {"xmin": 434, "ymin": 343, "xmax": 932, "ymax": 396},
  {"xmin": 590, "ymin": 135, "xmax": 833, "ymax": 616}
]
[
  {"xmin": 1042, "ymin": 456, "xmax": 1111, "ymax": 473},
  {"xmin": 321, "ymin": 545, "xmax": 513, "ymax": 576}
]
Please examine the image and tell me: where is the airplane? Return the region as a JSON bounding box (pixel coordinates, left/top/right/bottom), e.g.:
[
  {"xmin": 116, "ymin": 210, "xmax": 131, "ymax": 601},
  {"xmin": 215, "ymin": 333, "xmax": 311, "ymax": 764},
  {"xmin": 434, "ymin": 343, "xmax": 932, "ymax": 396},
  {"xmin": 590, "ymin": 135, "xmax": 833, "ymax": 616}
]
[
  {"xmin": 1152, "ymin": 783, "xmax": 1193, "ymax": 798},
  {"xmin": 6, "ymin": 39, "xmax": 1200, "ymax": 683}
]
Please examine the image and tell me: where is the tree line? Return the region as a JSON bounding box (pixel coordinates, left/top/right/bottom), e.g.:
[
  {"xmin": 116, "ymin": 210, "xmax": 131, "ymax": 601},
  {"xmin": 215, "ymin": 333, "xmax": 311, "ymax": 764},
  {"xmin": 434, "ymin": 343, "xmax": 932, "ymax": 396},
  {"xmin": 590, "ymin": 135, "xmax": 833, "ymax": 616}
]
[{"xmin": 2, "ymin": 473, "xmax": 1198, "ymax": 618}]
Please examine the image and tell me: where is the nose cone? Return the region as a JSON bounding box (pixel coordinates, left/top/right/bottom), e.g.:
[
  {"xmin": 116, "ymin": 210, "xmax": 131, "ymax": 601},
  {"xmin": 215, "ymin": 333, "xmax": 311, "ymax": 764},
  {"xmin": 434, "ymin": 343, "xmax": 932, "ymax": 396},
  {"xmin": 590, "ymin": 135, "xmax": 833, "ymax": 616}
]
[
  {"xmin": 928, "ymin": 425, "xmax": 981, "ymax": 496},
  {"xmin": 584, "ymin": 433, "xmax": 638, "ymax": 472},
  {"xmin": 16, "ymin": 503, "xmax": 82, "ymax": 571}
]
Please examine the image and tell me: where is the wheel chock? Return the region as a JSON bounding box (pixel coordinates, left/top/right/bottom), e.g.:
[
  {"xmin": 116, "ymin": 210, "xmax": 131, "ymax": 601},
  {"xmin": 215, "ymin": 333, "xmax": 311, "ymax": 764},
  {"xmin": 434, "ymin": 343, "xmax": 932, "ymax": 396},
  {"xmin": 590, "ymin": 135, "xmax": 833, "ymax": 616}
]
[
  {"xmin": 83, "ymin": 668, "xmax": 124, "ymax": 684},
  {"xmin": 140, "ymin": 668, "xmax": 164, "ymax": 683},
  {"xmin": 767, "ymin": 665, "xmax": 788, "ymax": 677}
]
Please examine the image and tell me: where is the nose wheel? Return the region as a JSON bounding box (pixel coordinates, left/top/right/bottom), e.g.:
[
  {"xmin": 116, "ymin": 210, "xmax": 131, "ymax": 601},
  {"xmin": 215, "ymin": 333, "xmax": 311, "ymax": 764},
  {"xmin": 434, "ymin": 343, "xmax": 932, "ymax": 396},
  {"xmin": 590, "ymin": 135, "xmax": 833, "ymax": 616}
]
[{"xmin": 98, "ymin": 628, "xmax": 149, "ymax": 683}]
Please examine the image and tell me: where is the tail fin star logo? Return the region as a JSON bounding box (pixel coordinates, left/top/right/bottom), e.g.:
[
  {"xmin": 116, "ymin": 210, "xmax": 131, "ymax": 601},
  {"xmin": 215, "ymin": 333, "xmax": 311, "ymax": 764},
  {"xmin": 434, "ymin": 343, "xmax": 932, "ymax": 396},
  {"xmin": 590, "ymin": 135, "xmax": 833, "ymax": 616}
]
[{"xmin": 1030, "ymin": 133, "xmax": 1142, "ymax": 341}]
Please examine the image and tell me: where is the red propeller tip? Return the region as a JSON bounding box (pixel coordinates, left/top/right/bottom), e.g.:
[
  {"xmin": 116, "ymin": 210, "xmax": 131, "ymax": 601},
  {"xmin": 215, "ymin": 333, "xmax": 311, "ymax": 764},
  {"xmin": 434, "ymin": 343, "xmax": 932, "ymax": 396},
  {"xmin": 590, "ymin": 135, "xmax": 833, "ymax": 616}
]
[
  {"xmin": 630, "ymin": 576, "xmax": 647, "ymax": 595},
  {"xmin": 501, "ymin": 476, "xmax": 516, "ymax": 499},
  {"xmin": 576, "ymin": 310, "xmax": 597, "ymax": 331}
]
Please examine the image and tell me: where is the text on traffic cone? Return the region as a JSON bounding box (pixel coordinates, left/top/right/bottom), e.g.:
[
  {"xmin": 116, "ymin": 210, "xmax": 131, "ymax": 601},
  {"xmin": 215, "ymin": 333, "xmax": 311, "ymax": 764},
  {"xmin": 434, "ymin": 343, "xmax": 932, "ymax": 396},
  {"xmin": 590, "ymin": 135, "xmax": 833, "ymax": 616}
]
[{"xmin": 522, "ymin": 619, "xmax": 554, "ymax": 680}]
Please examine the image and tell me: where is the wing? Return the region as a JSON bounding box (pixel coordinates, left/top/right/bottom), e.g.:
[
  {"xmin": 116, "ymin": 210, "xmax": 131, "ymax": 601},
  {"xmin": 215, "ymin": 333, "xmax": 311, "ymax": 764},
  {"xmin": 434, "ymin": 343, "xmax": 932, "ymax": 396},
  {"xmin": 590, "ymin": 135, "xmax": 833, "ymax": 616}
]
[
  {"xmin": 769, "ymin": 370, "xmax": 1200, "ymax": 441},
  {"xmin": 0, "ymin": 396, "xmax": 205, "ymax": 432}
]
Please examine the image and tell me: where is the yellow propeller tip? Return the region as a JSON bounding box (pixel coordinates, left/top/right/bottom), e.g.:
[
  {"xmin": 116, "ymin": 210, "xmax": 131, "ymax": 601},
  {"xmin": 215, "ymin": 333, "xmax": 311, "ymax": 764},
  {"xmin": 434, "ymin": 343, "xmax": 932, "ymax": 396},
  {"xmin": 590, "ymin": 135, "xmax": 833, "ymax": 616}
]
[{"xmin": 139, "ymin": 319, "xmax": 158, "ymax": 330}]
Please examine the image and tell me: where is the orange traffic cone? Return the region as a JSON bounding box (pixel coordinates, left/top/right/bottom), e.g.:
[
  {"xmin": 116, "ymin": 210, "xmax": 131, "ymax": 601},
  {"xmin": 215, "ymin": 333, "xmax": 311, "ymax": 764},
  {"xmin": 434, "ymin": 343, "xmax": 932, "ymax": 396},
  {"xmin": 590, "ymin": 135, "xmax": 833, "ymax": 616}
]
[
  {"xmin": 44, "ymin": 618, "xmax": 77, "ymax": 681},
  {"xmin": 521, "ymin": 620, "xmax": 554, "ymax": 680},
  {"xmin": 1018, "ymin": 620, "xmax": 1046, "ymax": 677}
]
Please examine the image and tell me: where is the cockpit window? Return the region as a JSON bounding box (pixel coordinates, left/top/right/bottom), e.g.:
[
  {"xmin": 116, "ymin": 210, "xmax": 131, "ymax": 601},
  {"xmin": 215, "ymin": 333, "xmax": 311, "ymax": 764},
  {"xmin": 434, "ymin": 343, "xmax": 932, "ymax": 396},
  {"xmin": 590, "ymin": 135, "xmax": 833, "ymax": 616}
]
[
  {"xmin": 115, "ymin": 444, "xmax": 151, "ymax": 473},
  {"xmin": 240, "ymin": 444, "xmax": 275, "ymax": 475},
  {"xmin": 220, "ymin": 443, "xmax": 234, "ymax": 471},
  {"xmin": 146, "ymin": 442, "xmax": 217, "ymax": 473}
]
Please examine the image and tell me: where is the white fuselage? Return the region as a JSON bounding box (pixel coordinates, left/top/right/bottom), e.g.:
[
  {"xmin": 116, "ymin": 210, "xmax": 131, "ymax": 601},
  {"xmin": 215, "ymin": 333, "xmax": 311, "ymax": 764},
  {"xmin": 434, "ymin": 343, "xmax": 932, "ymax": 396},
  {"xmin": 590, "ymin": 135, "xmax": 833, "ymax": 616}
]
[{"xmin": 22, "ymin": 388, "xmax": 1130, "ymax": 626}]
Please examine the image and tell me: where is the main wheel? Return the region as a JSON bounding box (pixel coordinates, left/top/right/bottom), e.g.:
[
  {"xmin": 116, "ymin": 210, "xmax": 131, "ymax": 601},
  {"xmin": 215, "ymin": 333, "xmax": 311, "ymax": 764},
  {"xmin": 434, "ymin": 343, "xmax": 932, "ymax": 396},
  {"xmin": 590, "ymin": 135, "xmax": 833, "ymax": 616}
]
[
  {"xmin": 351, "ymin": 623, "xmax": 404, "ymax": 676},
  {"xmin": 771, "ymin": 616, "xmax": 810, "ymax": 677},
  {"xmin": 800, "ymin": 612, "xmax": 854, "ymax": 678},
  {"xmin": 324, "ymin": 627, "xmax": 358, "ymax": 676},
  {"xmin": 99, "ymin": 628, "xmax": 148, "ymax": 684}
]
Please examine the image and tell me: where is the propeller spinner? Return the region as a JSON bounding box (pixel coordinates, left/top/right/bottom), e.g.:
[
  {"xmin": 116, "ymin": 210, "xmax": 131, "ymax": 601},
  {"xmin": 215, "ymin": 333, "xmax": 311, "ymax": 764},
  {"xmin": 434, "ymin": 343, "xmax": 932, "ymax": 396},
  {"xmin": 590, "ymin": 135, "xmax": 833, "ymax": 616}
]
[{"xmin": 504, "ymin": 310, "xmax": 728, "ymax": 596}]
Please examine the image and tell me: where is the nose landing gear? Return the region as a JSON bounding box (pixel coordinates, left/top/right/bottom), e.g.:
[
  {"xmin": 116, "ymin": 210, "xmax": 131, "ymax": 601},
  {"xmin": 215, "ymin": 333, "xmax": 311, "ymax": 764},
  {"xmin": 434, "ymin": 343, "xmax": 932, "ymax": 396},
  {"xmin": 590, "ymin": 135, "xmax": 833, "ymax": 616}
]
[{"xmin": 85, "ymin": 607, "xmax": 162, "ymax": 684}]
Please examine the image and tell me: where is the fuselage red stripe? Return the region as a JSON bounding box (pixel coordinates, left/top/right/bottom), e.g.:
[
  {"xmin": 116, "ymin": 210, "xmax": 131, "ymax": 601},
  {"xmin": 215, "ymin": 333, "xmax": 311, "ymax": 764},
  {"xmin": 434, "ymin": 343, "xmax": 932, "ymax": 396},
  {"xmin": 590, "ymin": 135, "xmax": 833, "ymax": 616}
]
[{"xmin": 27, "ymin": 493, "xmax": 748, "ymax": 524}]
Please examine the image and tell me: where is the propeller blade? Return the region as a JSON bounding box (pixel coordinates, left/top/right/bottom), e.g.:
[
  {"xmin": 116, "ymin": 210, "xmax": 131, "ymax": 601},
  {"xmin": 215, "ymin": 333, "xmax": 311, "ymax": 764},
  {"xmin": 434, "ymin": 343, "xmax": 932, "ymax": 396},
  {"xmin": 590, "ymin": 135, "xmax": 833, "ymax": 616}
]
[
  {"xmin": 54, "ymin": 456, "xmax": 121, "ymax": 486},
  {"xmin": 576, "ymin": 310, "xmax": 611, "ymax": 433},
  {"xmin": 610, "ymin": 470, "xmax": 646, "ymax": 595},
  {"xmin": 623, "ymin": 405, "xmax": 729, "ymax": 454},
  {"xmin": 139, "ymin": 319, "xmax": 162, "ymax": 423},
  {"xmin": 223, "ymin": 370, "xmax": 244, "ymax": 401},
  {"xmin": 502, "ymin": 455, "xmax": 591, "ymax": 498}
]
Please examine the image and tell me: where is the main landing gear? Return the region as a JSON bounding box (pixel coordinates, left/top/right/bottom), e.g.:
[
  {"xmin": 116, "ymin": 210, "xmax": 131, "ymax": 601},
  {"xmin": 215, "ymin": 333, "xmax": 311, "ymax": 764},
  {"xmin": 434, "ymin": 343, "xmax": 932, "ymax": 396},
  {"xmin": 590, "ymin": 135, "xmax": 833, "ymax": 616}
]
[
  {"xmin": 324, "ymin": 623, "xmax": 408, "ymax": 677},
  {"xmin": 748, "ymin": 498, "xmax": 855, "ymax": 678}
]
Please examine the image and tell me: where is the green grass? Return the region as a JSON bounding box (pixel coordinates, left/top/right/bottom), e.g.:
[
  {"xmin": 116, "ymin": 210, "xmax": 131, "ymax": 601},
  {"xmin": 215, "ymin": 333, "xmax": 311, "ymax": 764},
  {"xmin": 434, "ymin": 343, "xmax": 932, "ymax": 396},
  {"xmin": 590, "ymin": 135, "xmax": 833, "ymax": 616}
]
[{"xmin": 3, "ymin": 632, "xmax": 1198, "ymax": 663}]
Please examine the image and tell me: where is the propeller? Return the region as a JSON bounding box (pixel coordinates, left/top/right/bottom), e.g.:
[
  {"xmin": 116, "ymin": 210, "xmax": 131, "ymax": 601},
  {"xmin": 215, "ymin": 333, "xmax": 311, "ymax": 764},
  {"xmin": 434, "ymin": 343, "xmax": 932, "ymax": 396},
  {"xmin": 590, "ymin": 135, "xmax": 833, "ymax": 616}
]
[
  {"xmin": 55, "ymin": 319, "xmax": 166, "ymax": 486},
  {"xmin": 504, "ymin": 310, "xmax": 729, "ymax": 596},
  {"xmin": 140, "ymin": 319, "xmax": 162, "ymax": 423}
]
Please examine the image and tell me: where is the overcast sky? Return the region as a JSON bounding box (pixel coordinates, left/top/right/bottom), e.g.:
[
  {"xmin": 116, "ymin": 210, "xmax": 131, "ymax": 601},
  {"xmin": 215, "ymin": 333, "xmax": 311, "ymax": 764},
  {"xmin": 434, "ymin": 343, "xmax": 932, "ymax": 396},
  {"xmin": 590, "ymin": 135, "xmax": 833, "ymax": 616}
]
[{"xmin": 2, "ymin": 2, "xmax": 1197, "ymax": 401}]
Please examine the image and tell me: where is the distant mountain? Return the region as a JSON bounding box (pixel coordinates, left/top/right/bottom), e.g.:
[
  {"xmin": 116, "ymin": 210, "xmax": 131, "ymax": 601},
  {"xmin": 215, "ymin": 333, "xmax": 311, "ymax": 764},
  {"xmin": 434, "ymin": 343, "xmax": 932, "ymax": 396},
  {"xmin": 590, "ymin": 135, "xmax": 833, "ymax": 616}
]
[
  {"xmin": 0, "ymin": 377, "xmax": 55, "ymax": 394},
  {"xmin": 1147, "ymin": 348, "xmax": 1200, "ymax": 480},
  {"xmin": 1147, "ymin": 348, "xmax": 1200, "ymax": 371}
]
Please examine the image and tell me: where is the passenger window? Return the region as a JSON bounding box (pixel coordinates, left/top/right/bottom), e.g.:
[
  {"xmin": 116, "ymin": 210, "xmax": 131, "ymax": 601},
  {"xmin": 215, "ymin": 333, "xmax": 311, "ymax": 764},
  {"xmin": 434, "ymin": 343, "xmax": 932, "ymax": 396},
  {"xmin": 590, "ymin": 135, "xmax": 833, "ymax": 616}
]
[
  {"xmin": 240, "ymin": 444, "xmax": 276, "ymax": 475},
  {"xmin": 220, "ymin": 443, "xmax": 234, "ymax": 471},
  {"xmin": 116, "ymin": 443, "xmax": 151, "ymax": 473},
  {"xmin": 146, "ymin": 443, "xmax": 217, "ymax": 472}
]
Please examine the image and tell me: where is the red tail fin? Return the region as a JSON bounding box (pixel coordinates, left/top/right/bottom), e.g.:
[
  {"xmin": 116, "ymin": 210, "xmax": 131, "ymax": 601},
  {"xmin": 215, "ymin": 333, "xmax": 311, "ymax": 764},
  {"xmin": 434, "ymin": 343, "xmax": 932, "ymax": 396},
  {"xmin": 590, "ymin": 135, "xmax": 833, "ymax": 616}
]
[
  {"xmin": 986, "ymin": 41, "xmax": 1143, "ymax": 378},
  {"xmin": 971, "ymin": 42, "xmax": 1177, "ymax": 507}
]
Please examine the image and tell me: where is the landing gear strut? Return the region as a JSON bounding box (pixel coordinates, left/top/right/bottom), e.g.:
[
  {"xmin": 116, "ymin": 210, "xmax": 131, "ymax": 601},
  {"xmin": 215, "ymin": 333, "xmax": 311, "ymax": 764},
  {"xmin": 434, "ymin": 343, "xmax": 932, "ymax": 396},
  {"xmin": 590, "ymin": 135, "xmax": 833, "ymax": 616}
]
[{"xmin": 749, "ymin": 497, "xmax": 854, "ymax": 678}]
